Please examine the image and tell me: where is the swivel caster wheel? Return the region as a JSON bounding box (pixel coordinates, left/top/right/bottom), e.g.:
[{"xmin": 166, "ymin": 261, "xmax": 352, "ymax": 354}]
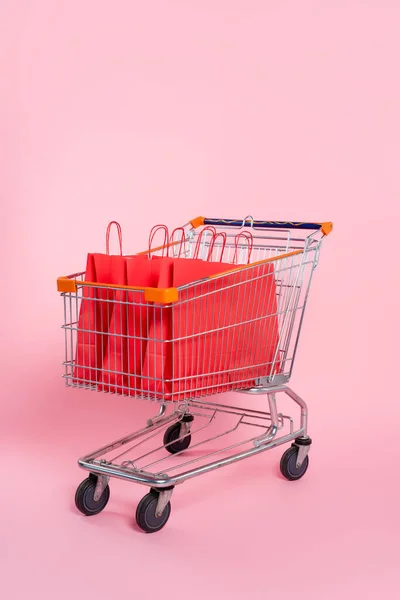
[
  {"xmin": 280, "ymin": 445, "xmax": 310, "ymax": 481},
  {"xmin": 163, "ymin": 415, "xmax": 193, "ymax": 454},
  {"xmin": 136, "ymin": 489, "xmax": 172, "ymax": 533},
  {"xmin": 75, "ymin": 474, "xmax": 110, "ymax": 516}
]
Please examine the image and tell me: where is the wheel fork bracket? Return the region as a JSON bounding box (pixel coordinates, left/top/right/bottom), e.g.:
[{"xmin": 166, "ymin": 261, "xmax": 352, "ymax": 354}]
[
  {"xmin": 155, "ymin": 488, "xmax": 174, "ymax": 518},
  {"xmin": 293, "ymin": 436, "xmax": 312, "ymax": 468},
  {"xmin": 93, "ymin": 474, "xmax": 110, "ymax": 501}
]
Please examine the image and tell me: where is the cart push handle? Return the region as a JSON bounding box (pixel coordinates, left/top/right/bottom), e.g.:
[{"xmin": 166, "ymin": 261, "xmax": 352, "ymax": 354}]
[{"xmin": 190, "ymin": 216, "xmax": 333, "ymax": 236}]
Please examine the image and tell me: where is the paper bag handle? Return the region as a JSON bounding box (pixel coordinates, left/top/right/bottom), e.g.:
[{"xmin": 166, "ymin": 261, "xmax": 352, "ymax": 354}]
[
  {"xmin": 169, "ymin": 227, "xmax": 186, "ymax": 258},
  {"xmin": 106, "ymin": 221, "xmax": 123, "ymax": 255},
  {"xmin": 193, "ymin": 226, "xmax": 217, "ymax": 259},
  {"xmin": 233, "ymin": 231, "xmax": 253, "ymax": 264},
  {"xmin": 149, "ymin": 225, "xmax": 169, "ymax": 257},
  {"xmin": 207, "ymin": 231, "xmax": 227, "ymax": 262}
]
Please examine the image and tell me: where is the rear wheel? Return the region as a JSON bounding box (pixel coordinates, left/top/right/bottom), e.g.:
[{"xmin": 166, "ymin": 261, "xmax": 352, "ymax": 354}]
[{"xmin": 163, "ymin": 422, "xmax": 192, "ymax": 454}]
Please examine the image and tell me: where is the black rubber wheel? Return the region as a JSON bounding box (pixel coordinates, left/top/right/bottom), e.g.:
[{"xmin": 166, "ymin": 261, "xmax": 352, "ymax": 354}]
[
  {"xmin": 75, "ymin": 476, "xmax": 110, "ymax": 516},
  {"xmin": 280, "ymin": 446, "xmax": 309, "ymax": 481},
  {"xmin": 136, "ymin": 490, "xmax": 171, "ymax": 533},
  {"xmin": 163, "ymin": 422, "xmax": 192, "ymax": 454}
]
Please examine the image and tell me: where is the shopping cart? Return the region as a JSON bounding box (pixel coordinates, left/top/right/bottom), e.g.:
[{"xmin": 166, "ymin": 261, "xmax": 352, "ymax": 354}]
[{"xmin": 57, "ymin": 215, "xmax": 332, "ymax": 532}]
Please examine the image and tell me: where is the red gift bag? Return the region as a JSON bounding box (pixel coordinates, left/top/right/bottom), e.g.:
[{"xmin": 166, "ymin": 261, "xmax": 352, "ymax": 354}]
[{"xmin": 74, "ymin": 222, "xmax": 126, "ymax": 387}]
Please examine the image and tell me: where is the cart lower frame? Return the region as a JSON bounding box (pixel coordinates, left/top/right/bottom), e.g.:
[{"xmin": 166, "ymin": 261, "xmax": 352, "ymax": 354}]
[{"xmin": 77, "ymin": 383, "xmax": 312, "ymax": 527}]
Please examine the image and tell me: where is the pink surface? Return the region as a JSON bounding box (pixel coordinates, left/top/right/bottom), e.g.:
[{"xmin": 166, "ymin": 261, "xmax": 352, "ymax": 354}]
[{"xmin": 2, "ymin": 1, "xmax": 399, "ymax": 598}]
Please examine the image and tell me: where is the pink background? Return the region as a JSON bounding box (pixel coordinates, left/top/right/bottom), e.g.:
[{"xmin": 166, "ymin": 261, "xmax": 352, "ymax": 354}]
[{"xmin": 2, "ymin": 1, "xmax": 399, "ymax": 598}]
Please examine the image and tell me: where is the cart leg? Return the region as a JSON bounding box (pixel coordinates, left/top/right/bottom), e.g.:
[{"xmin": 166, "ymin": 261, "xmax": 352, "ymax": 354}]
[
  {"xmin": 284, "ymin": 387, "xmax": 312, "ymax": 467},
  {"xmin": 93, "ymin": 474, "xmax": 110, "ymax": 502},
  {"xmin": 253, "ymin": 393, "xmax": 279, "ymax": 447},
  {"xmin": 155, "ymin": 487, "xmax": 174, "ymax": 518},
  {"xmin": 284, "ymin": 387, "xmax": 308, "ymax": 435}
]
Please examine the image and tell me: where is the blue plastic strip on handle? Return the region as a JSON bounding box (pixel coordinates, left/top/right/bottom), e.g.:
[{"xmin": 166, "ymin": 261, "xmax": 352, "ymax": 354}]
[{"xmin": 203, "ymin": 219, "xmax": 322, "ymax": 231}]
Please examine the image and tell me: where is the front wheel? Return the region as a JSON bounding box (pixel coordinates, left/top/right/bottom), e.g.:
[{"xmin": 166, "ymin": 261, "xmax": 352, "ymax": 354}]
[
  {"xmin": 280, "ymin": 446, "xmax": 309, "ymax": 481},
  {"xmin": 136, "ymin": 490, "xmax": 171, "ymax": 533},
  {"xmin": 75, "ymin": 476, "xmax": 110, "ymax": 516}
]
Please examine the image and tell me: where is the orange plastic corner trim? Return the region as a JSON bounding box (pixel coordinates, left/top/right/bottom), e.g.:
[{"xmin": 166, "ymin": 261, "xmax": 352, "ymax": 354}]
[
  {"xmin": 57, "ymin": 277, "xmax": 77, "ymax": 293},
  {"xmin": 144, "ymin": 287, "xmax": 179, "ymax": 303},
  {"xmin": 321, "ymin": 221, "xmax": 333, "ymax": 236},
  {"xmin": 190, "ymin": 216, "xmax": 205, "ymax": 229}
]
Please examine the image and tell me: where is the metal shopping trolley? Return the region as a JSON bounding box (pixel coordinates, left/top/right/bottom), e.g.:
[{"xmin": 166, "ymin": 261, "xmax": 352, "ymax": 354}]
[{"xmin": 57, "ymin": 216, "xmax": 332, "ymax": 532}]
